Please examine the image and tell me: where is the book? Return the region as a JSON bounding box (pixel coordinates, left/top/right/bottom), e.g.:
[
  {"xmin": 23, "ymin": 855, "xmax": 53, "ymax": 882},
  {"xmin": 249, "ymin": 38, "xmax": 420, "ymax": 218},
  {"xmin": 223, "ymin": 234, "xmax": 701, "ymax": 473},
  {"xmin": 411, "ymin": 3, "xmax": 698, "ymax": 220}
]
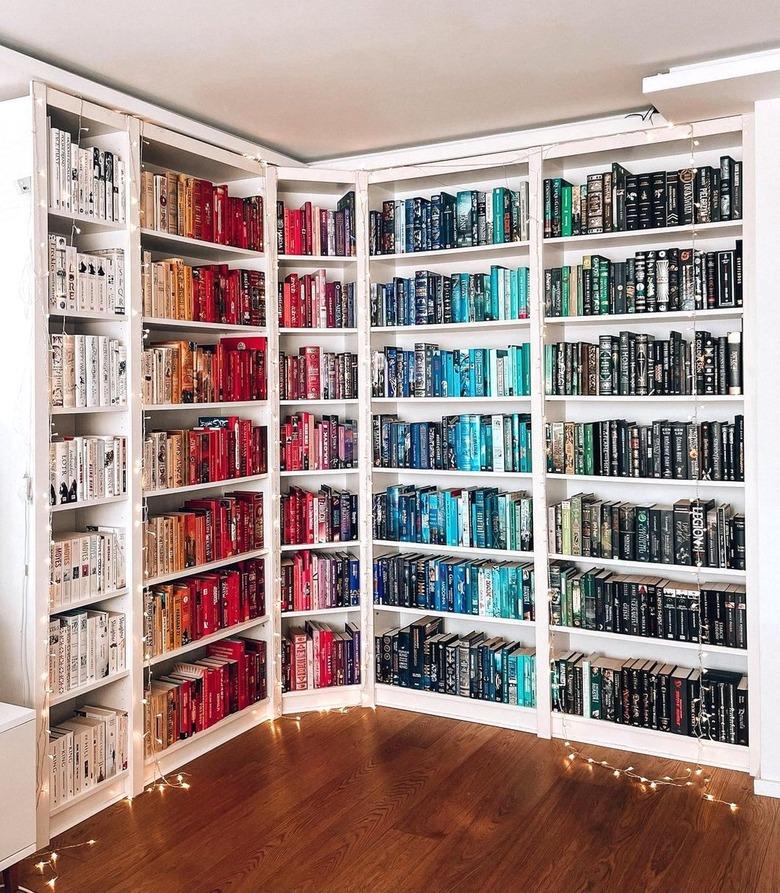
[
  {"xmin": 281, "ymin": 550, "xmax": 359, "ymax": 612},
  {"xmin": 279, "ymin": 347, "xmax": 358, "ymax": 401},
  {"xmin": 281, "ymin": 486, "xmax": 359, "ymax": 546},
  {"xmin": 374, "ymin": 552, "xmax": 535, "ymax": 621},
  {"xmin": 280, "ymin": 413, "xmax": 357, "ymax": 472},
  {"xmin": 282, "ymin": 621, "xmax": 360, "ymax": 690},
  {"xmin": 276, "ymin": 192, "xmax": 356, "ymax": 256},
  {"xmin": 279, "ymin": 271, "xmax": 355, "ymax": 329}
]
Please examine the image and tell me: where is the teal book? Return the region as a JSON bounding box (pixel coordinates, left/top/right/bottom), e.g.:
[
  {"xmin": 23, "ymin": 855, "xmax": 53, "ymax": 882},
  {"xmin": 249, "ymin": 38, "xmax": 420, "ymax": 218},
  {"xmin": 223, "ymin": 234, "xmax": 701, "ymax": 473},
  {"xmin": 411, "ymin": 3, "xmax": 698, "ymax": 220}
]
[
  {"xmin": 456, "ymin": 191, "xmax": 474, "ymax": 248},
  {"xmin": 561, "ymin": 184, "xmax": 573, "ymax": 237},
  {"xmin": 493, "ymin": 188, "xmax": 506, "ymax": 243}
]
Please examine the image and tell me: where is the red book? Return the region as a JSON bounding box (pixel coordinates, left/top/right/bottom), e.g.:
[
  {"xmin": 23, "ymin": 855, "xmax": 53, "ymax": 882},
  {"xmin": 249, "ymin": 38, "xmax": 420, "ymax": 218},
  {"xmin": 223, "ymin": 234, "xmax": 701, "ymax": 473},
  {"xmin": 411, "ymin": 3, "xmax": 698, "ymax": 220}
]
[{"xmin": 213, "ymin": 185, "xmax": 228, "ymax": 244}]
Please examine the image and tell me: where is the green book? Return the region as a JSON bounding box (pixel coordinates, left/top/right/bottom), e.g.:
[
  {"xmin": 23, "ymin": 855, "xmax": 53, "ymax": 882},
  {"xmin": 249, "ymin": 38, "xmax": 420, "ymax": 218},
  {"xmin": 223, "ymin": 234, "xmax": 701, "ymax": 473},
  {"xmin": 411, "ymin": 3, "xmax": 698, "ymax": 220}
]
[{"xmin": 561, "ymin": 184, "xmax": 573, "ymax": 237}]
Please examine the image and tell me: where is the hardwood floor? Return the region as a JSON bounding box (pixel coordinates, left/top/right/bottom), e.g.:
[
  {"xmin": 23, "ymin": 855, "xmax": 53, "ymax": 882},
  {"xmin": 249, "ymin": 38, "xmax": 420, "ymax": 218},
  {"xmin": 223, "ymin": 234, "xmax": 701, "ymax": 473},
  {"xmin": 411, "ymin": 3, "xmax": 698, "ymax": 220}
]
[{"xmin": 19, "ymin": 707, "xmax": 780, "ymax": 893}]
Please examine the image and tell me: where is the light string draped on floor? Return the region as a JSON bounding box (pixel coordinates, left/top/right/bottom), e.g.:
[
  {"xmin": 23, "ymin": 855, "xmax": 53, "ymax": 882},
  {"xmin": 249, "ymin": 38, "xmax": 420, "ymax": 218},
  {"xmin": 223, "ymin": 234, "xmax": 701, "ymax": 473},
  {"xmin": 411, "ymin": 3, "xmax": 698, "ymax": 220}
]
[{"xmin": 547, "ymin": 121, "xmax": 741, "ymax": 814}]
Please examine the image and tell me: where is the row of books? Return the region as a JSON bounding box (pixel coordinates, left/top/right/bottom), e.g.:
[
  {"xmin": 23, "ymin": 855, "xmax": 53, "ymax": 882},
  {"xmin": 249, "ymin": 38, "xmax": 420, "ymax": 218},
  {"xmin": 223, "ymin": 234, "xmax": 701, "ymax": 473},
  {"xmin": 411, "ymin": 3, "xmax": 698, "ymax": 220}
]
[
  {"xmin": 50, "ymin": 527, "xmax": 126, "ymax": 609},
  {"xmin": 372, "ymin": 412, "xmax": 532, "ymax": 474},
  {"xmin": 144, "ymin": 558, "xmax": 266, "ymax": 659},
  {"xmin": 375, "ymin": 618, "xmax": 537, "ymax": 707},
  {"xmin": 48, "ymin": 238, "xmax": 125, "ymax": 315},
  {"xmin": 50, "ymin": 334, "xmax": 127, "ymax": 408},
  {"xmin": 49, "ymin": 705, "xmax": 129, "ymax": 809},
  {"xmin": 544, "ymin": 244, "xmax": 742, "ymax": 317},
  {"xmin": 141, "ymin": 419, "xmax": 267, "ymax": 493},
  {"xmin": 48, "ymin": 609, "xmax": 126, "ymax": 695},
  {"xmin": 276, "ymin": 193, "xmax": 356, "ymax": 256},
  {"xmin": 49, "ymin": 124, "xmax": 126, "ymax": 222},
  {"xmin": 548, "ymin": 496, "xmax": 745, "ymax": 570},
  {"xmin": 370, "ymin": 344, "xmax": 531, "ymax": 399},
  {"xmin": 144, "ymin": 493, "xmax": 264, "ymax": 580},
  {"xmin": 369, "ymin": 267, "xmax": 531, "ymax": 328},
  {"xmin": 551, "ymin": 651, "xmax": 748, "ymax": 746},
  {"xmin": 50, "ymin": 436, "xmax": 127, "ymax": 505},
  {"xmin": 140, "ymin": 169, "xmax": 263, "ymax": 250},
  {"xmin": 278, "ymin": 272, "xmax": 355, "ymax": 329},
  {"xmin": 549, "ymin": 564, "xmax": 746, "ymax": 649},
  {"xmin": 370, "ymin": 185, "xmax": 530, "ymax": 255},
  {"xmin": 372, "ymin": 485, "xmax": 533, "ymax": 553},
  {"xmin": 279, "ymin": 347, "xmax": 358, "ymax": 401},
  {"xmin": 545, "ymin": 417, "xmax": 745, "ymax": 482},
  {"xmin": 282, "ymin": 622, "xmax": 361, "ymax": 690},
  {"xmin": 144, "ymin": 638, "xmax": 268, "ymax": 757},
  {"xmin": 373, "ymin": 552, "xmax": 535, "ymax": 621},
  {"xmin": 141, "ymin": 336, "xmax": 268, "ymax": 405},
  {"xmin": 280, "ymin": 413, "xmax": 357, "ymax": 472},
  {"xmin": 281, "ymin": 487, "xmax": 358, "ymax": 546},
  {"xmin": 280, "ymin": 551, "xmax": 360, "ymax": 613},
  {"xmin": 142, "ymin": 255, "xmax": 266, "ymax": 327},
  {"xmin": 543, "ymin": 157, "xmax": 742, "ymax": 238},
  {"xmin": 544, "ymin": 330, "xmax": 743, "ymax": 396}
]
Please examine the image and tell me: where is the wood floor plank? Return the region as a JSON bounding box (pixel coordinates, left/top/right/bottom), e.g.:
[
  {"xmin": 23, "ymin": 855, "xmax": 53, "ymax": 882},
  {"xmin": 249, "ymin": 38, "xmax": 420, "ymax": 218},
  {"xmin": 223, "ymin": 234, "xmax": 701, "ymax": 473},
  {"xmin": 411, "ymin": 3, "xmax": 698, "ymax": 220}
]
[{"xmin": 19, "ymin": 707, "xmax": 779, "ymax": 893}]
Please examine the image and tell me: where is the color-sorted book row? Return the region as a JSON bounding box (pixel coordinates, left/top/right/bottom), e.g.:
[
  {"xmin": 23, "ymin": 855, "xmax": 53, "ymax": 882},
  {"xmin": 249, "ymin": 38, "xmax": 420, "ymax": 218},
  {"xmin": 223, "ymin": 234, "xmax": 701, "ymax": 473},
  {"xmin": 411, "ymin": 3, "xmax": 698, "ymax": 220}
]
[
  {"xmin": 143, "ymin": 492, "xmax": 264, "ymax": 580},
  {"xmin": 543, "ymin": 157, "xmax": 742, "ymax": 238},
  {"xmin": 140, "ymin": 169, "xmax": 263, "ymax": 250},
  {"xmin": 372, "ymin": 412, "xmax": 532, "ymax": 474},
  {"xmin": 48, "ymin": 238, "xmax": 125, "ymax": 315},
  {"xmin": 549, "ymin": 564, "xmax": 746, "ymax": 649},
  {"xmin": 50, "ymin": 527, "xmax": 126, "ymax": 610},
  {"xmin": 278, "ymin": 271, "xmax": 355, "ymax": 329},
  {"xmin": 551, "ymin": 651, "xmax": 748, "ymax": 746},
  {"xmin": 544, "ymin": 243, "xmax": 742, "ymax": 317},
  {"xmin": 48, "ymin": 609, "xmax": 126, "ymax": 696},
  {"xmin": 372, "ymin": 485, "xmax": 533, "ymax": 552},
  {"xmin": 281, "ymin": 486, "xmax": 359, "ymax": 546},
  {"xmin": 546, "ymin": 417, "xmax": 744, "ymax": 482},
  {"xmin": 48, "ymin": 705, "xmax": 129, "ymax": 809},
  {"xmin": 370, "ymin": 185, "xmax": 530, "ymax": 255},
  {"xmin": 50, "ymin": 436, "xmax": 127, "ymax": 505},
  {"xmin": 282, "ymin": 622, "xmax": 361, "ymax": 691},
  {"xmin": 281, "ymin": 413, "xmax": 358, "ymax": 473},
  {"xmin": 279, "ymin": 347, "xmax": 358, "ymax": 401},
  {"xmin": 371, "ymin": 344, "xmax": 531, "ymax": 399},
  {"xmin": 544, "ymin": 330, "xmax": 743, "ymax": 396},
  {"xmin": 280, "ymin": 551, "xmax": 360, "ymax": 613},
  {"xmin": 375, "ymin": 617, "xmax": 536, "ymax": 707},
  {"xmin": 50, "ymin": 334, "xmax": 127, "ymax": 408},
  {"xmin": 548, "ymin": 495, "xmax": 745, "ymax": 570},
  {"xmin": 144, "ymin": 558, "xmax": 266, "ymax": 659},
  {"xmin": 142, "ymin": 255, "xmax": 266, "ymax": 327},
  {"xmin": 142, "ymin": 419, "xmax": 267, "ymax": 493},
  {"xmin": 144, "ymin": 638, "xmax": 268, "ymax": 758},
  {"xmin": 370, "ymin": 267, "xmax": 530, "ymax": 328},
  {"xmin": 49, "ymin": 123, "xmax": 127, "ymax": 222},
  {"xmin": 373, "ymin": 552, "xmax": 535, "ymax": 621},
  {"xmin": 276, "ymin": 192, "xmax": 356, "ymax": 256},
  {"xmin": 141, "ymin": 336, "xmax": 267, "ymax": 405}
]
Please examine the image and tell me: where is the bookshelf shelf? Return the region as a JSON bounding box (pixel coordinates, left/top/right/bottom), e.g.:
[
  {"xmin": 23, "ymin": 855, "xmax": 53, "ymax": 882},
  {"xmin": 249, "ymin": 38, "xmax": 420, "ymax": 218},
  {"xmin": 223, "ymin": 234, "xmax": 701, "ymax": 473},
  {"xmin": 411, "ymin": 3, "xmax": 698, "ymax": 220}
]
[
  {"xmin": 144, "ymin": 548, "xmax": 269, "ymax": 587},
  {"xmin": 143, "ymin": 399, "xmax": 268, "ymax": 412},
  {"xmin": 143, "ymin": 317, "xmax": 267, "ymax": 334},
  {"xmin": 279, "ymin": 468, "xmax": 359, "ymax": 477},
  {"xmin": 549, "ymin": 713, "xmax": 749, "ymax": 772},
  {"xmin": 375, "ymin": 684, "xmax": 537, "ymax": 732},
  {"xmin": 143, "ymin": 473, "xmax": 269, "ymax": 498},
  {"xmin": 277, "ymin": 254, "xmax": 357, "ymax": 265},
  {"xmin": 373, "ymin": 540, "xmax": 534, "ymax": 561},
  {"xmin": 545, "ymin": 308, "xmax": 744, "ymax": 326},
  {"xmin": 280, "ymin": 541, "xmax": 361, "ymax": 553},
  {"xmin": 140, "ymin": 227, "xmax": 263, "ymax": 261},
  {"xmin": 372, "ymin": 396, "xmax": 531, "ymax": 405},
  {"xmin": 373, "ymin": 467, "xmax": 532, "ymax": 480},
  {"xmin": 50, "ymin": 587, "xmax": 129, "ymax": 615},
  {"xmin": 370, "ymin": 240, "xmax": 531, "ymax": 263},
  {"xmin": 543, "ymin": 219, "xmax": 742, "ymax": 248},
  {"xmin": 49, "ymin": 669, "xmax": 131, "ymax": 707},
  {"xmin": 279, "ymin": 398, "xmax": 360, "ymax": 406},
  {"xmin": 282, "ymin": 684, "xmax": 362, "ymax": 714},
  {"xmin": 546, "ymin": 473, "xmax": 744, "ymax": 489},
  {"xmin": 51, "ymin": 404, "xmax": 126, "ymax": 415},
  {"xmin": 547, "ymin": 553, "xmax": 746, "ymax": 579},
  {"xmin": 544, "ymin": 395, "xmax": 744, "ymax": 403},
  {"xmin": 49, "ymin": 769, "xmax": 129, "ymax": 819},
  {"xmin": 550, "ymin": 625, "xmax": 747, "ymax": 657},
  {"xmin": 48, "ymin": 207, "xmax": 126, "ymax": 234},
  {"xmin": 49, "ymin": 769, "xmax": 130, "ymax": 837},
  {"xmin": 371, "ymin": 318, "xmax": 531, "ymax": 335},
  {"xmin": 49, "ymin": 310, "xmax": 127, "ymax": 323},
  {"xmin": 281, "ymin": 606, "xmax": 361, "ymax": 618},
  {"xmin": 50, "ymin": 494, "xmax": 127, "ymax": 513},
  {"xmin": 279, "ymin": 327, "xmax": 358, "ymax": 335},
  {"xmin": 373, "ymin": 603, "xmax": 535, "ymax": 628},
  {"xmin": 145, "ymin": 615, "xmax": 269, "ymax": 666}
]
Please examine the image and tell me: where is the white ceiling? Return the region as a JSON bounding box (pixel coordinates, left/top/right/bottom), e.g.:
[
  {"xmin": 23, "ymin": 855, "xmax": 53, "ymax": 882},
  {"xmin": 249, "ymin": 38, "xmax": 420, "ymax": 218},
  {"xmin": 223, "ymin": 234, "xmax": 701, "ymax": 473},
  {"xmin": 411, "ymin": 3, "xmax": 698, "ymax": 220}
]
[{"xmin": 1, "ymin": 0, "xmax": 780, "ymax": 161}]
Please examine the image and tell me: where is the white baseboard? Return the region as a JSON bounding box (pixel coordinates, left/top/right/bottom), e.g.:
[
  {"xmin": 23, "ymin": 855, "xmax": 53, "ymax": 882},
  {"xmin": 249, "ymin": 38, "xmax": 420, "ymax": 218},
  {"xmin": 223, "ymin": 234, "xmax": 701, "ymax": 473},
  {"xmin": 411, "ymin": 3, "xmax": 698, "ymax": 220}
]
[{"xmin": 754, "ymin": 777, "xmax": 780, "ymax": 798}]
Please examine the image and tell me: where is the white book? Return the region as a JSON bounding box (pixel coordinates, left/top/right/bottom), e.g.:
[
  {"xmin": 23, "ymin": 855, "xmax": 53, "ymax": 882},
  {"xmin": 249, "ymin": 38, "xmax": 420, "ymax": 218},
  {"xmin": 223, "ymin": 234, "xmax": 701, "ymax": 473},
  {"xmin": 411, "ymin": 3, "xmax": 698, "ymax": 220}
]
[
  {"xmin": 116, "ymin": 158, "xmax": 126, "ymax": 222},
  {"xmin": 491, "ymin": 415, "xmax": 505, "ymax": 472},
  {"xmin": 98, "ymin": 335, "xmax": 110, "ymax": 405},
  {"xmin": 61, "ymin": 130, "xmax": 72, "ymax": 211},
  {"xmin": 63, "ymin": 334, "xmax": 76, "ymax": 407},
  {"xmin": 48, "ymin": 121, "xmax": 59, "ymax": 209},
  {"xmin": 60, "ymin": 538, "xmax": 72, "ymax": 606},
  {"xmin": 65, "ymin": 245, "xmax": 78, "ymax": 311},
  {"xmin": 74, "ymin": 334, "xmax": 87, "ymax": 406},
  {"xmin": 48, "ymin": 735, "xmax": 59, "ymax": 808},
  {"xmin": 78, "ymin": 611, "xmax": 88, "ymax": 684},
  {"xmin": 85, "ymin": 335, "xmax": 99, "ymax": 406},
  {"xmin": 94, "ymin": 255, "xmax": 107, "ymax": 312},
  {"xmin": 48, "ymin": 619, "xmax": 60, "ymax": 692},
  {"xmin": 50, "ymin": 539, "xmax": 63, "ymax": 608},
  {"xmin": 89, "ymin": 532, "xmax": 99, "ymax": 594},
  {"xmin": 50, "ymin": 334, "xmax": 64, "ymax": 407},
  {"xmin": 117, "ymin": 344, "xmax": 127, "ymax": 405},
  {"xmin": 85, "ymin": 614, "xmax": 97, "ymax": 680}
]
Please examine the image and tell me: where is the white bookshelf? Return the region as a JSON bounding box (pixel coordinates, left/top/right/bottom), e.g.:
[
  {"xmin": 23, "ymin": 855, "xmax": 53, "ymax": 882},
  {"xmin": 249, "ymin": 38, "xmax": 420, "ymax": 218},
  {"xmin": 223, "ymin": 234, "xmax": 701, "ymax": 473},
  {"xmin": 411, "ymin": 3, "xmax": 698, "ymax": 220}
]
[{"xmin": 0, "ymin": 81, "xmax": 760, "ymax": 852}]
